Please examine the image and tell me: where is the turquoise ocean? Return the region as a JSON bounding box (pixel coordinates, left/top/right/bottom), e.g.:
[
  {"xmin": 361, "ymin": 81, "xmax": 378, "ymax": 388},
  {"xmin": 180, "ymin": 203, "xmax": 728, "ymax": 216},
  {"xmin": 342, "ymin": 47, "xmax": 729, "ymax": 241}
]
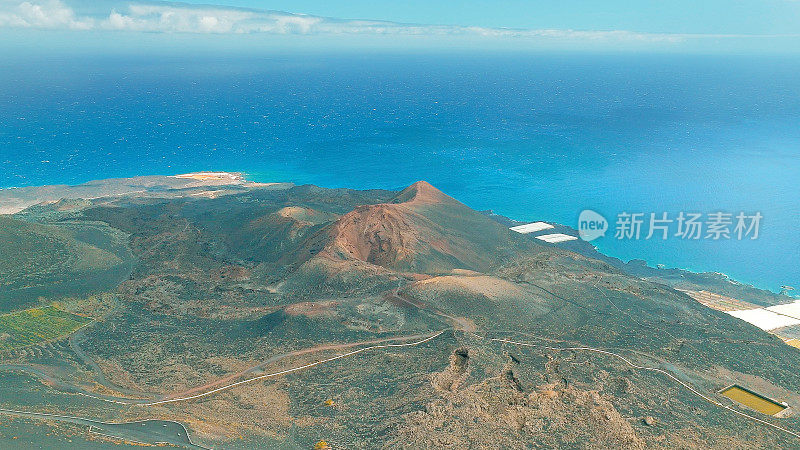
[{"xmin": 1, "ymin": 53, "xmax": 798, "ymax": 292}]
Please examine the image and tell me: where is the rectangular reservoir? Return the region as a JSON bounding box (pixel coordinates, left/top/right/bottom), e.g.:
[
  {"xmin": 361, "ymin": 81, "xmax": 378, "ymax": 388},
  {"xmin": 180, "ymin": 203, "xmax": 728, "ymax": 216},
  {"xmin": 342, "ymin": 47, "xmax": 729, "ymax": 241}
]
[{"xmin": 719, "ymin": 385, "xmax": 787, "ymax": 415}]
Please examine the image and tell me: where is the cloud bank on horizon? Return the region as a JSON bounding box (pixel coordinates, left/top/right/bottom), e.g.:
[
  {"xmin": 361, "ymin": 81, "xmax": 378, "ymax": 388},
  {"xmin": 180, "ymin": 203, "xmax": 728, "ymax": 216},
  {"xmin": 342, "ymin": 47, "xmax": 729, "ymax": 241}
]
[
  {"xmin": 0, "ymin": 0, "xmax": 797, "ymax": 47},
  {"xmin": 0, "ymin": 0, "xmax": 692, "ymax": 42}
]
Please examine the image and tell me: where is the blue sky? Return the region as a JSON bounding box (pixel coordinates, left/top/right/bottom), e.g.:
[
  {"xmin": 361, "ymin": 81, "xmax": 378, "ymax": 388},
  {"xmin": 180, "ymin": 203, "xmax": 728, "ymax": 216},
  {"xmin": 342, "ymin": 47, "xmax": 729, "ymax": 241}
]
[{"xmin": 1, "ymin": 0, "xmax": 799, "ymax": 53}]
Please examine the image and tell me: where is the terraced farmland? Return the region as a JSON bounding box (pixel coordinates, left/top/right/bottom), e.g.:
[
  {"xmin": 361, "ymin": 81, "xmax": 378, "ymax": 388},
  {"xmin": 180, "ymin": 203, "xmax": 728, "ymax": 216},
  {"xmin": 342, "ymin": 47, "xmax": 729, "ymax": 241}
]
[{"xmin": 0, "ymin": 306, "xmax": 91, "ymax": 350}]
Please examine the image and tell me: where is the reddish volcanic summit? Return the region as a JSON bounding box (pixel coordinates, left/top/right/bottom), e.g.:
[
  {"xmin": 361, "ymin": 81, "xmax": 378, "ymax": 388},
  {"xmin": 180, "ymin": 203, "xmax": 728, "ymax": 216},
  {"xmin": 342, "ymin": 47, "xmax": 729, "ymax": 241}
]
[
  {"xmin": 389, "ymin": 180, "xmax": 460, "ymax": 206},
  {"xmin": 301, "ymin": 181, "xmax": 536, "ymax": 273}
]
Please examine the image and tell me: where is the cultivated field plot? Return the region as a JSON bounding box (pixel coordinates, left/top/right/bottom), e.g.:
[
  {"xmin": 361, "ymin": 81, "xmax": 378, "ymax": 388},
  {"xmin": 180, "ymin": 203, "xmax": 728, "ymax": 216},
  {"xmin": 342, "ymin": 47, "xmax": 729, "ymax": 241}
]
[
  {"xmin": 0, "ymin": 306, "xmax": 91, "ymax": 350},
  {"xmin": 679, "ymin": 289, "xmax": 760, "ymax": 312}
]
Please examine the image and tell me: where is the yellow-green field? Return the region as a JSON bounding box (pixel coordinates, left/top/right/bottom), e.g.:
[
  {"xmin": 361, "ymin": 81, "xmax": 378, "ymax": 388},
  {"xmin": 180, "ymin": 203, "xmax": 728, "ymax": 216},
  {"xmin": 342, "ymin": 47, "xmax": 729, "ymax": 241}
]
[
  {"xmin": 720, "ymin": 385, "xmax": 787, "ymax": 415},
  {"xmin": 0, "ymin": 306, "xmax": 91, "ymax": 350}
]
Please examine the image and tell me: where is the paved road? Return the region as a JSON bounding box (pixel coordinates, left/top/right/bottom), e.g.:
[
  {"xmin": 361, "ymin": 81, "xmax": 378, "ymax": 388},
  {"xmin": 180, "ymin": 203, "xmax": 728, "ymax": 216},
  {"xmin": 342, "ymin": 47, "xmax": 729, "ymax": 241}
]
[
  {"xmin": 0, "ymin": 408, "xmax": 208, "ymax": 449},
  {"xmin": 69, "ymin": 326, "xmax": 158, "ymax": 398}
]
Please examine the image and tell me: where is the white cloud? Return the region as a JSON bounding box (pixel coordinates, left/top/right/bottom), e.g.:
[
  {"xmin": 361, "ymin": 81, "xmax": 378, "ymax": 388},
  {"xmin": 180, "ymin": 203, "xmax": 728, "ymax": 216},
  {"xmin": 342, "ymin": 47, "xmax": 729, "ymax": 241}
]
[
  {"xmin": 1, "ymin": 0, "xmax": 792, "ymax": 45},
  {"xmin": 268, "ymin": 14, "xmax": 322, "ymax": 34},
  {"xmin": 0, "ymin": 0, "xmax": 93, "ymax": 29},
  {"xmin": 104, "ymin": 4, "xmax": 255, "ymax": 33}
]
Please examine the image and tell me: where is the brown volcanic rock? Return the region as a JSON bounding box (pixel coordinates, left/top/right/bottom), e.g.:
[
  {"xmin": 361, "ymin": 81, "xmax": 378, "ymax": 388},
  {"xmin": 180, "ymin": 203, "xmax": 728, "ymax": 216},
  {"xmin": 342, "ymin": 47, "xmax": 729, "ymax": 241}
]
[
  {"xmin": 298, "ymin": 181, "xmax": 538, "ymax": 274},
  {"xmin": 432, "ymin": 347, "xmax": 471, "ymax": 392},
  {"xmin": 392, "ymin": 366, "xmax": 644, "ymax": 449},
  {"xmin": 322, "ymin": 202, "xmax": 428, "ymax": 268}
]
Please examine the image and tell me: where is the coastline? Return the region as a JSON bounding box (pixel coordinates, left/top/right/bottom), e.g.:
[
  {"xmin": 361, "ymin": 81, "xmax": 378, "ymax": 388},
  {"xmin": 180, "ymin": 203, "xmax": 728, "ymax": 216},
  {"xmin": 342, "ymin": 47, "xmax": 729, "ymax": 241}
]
[
  {"xmin": 1, "ymin": 172, "xmax": 793, "ymax": 303},
  {"xmin": 0, "ymin": 171, "xmax": 285, "ymax": 215}
]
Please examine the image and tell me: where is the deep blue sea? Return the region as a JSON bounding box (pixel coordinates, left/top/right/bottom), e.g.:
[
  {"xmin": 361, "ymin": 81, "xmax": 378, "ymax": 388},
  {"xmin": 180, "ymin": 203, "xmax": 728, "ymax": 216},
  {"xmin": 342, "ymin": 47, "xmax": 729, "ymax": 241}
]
[{"xmin": 1, "ymin": 53, "xmax": 798, "ymax": 292}]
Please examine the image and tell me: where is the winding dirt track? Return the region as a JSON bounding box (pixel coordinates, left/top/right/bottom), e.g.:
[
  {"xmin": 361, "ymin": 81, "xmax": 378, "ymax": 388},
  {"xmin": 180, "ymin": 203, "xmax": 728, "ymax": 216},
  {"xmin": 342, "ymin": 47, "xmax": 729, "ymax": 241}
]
[
  {"xmin": 0, "ymin": 328, "xmax": 446, "ymax": 449},
  {"xmin": 69, "ymin": 325, "xmax": 159, "ymax": 398},
  {"xmin": 1, "ymin": 330, "xmax": 445, "ymax": 405},
  {"xmin": 4, "ymin": 282, "xmax": 800, "ymax": 444},
  {"xmin": 390, "ymin": 288, "xmax": 477, "ymax": 332},
  {"xmin": 6, "ymin": 322, "xmax": 800, "ymax": 443},
  {"xmin": 72, "ymin": 330, "xmax": 446, "ymax": 406},
  {"xmin": 166, "ymin": 331, "xmax": 443, "ymax": 399}
]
